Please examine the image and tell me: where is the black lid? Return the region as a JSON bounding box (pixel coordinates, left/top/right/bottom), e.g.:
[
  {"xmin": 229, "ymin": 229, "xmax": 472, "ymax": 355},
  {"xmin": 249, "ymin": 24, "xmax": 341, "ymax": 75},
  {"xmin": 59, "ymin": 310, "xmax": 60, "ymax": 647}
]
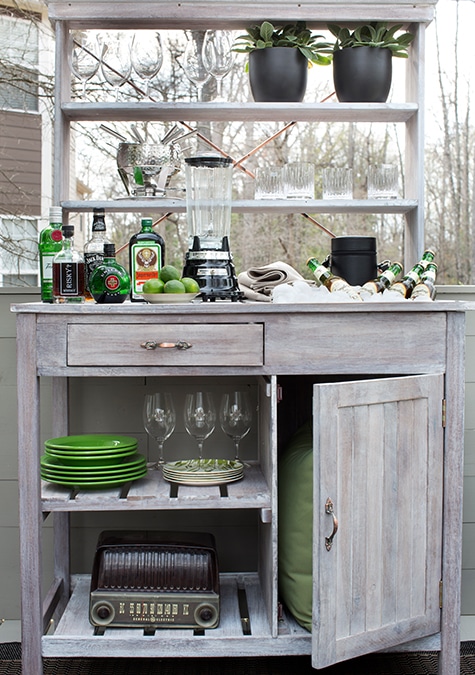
[
  {"xmin": 185, "ymin": 155, "xmax": 233, "ymax": 168},
  {"xmin": 92, "ymin": 207, "xmax": 106, "ymax": 231},
  {"xmin": 104, "ymin": 243, "xmax": 115, "ymax": 256},
  {"xmin": 331, "ymin": 236, "xmax": 377, "ymax": 253},
  {"xmin": 62, "ymin": 225, "xmax": 74, "ymax": 238}
]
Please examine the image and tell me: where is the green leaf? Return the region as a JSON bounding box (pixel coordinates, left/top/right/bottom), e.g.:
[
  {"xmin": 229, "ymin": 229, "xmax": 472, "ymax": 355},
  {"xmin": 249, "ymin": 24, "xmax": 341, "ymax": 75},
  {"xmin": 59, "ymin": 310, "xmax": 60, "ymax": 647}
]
[{"xmin": 260, "ymin": 21, "xmax": 275, "ymax": 43}]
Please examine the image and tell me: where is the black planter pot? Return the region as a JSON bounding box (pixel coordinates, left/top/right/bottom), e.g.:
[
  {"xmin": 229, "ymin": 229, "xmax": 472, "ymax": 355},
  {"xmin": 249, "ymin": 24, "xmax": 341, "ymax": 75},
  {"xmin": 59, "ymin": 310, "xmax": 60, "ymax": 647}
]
[
  {"xmin": 333, "ymin": 46, "xmax": 392, "ymax": 103},
  {"xmin": 248, "ymin": 47, "xmax": 308, "ymax": 102}
]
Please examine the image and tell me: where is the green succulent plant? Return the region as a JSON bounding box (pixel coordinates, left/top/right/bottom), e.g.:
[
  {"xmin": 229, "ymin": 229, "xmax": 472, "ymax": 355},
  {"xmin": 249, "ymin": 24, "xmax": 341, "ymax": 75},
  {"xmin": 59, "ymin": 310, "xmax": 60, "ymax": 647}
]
[
  {"xmin": 232, "ymin": 21, "xmax": 333, "ymax": 66},
  {"xmin": 328, "ymin": 22, "xmax": 414, "ymax": 58}
]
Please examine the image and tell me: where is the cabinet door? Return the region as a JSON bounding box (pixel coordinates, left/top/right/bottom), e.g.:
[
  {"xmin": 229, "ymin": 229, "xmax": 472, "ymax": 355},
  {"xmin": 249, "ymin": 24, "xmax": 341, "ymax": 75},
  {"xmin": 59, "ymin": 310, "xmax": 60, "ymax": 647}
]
[{"xmin": 312, "ymin": 374, "xmax": 444, "ymax": 669}]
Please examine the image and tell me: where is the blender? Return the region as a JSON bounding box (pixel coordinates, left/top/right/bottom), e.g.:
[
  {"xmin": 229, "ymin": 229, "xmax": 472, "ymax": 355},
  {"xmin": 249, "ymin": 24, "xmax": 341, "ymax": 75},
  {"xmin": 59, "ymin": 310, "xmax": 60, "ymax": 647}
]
[{"xmin": 182, "ymin": 155, "xmax": 243, "ymax": 301}]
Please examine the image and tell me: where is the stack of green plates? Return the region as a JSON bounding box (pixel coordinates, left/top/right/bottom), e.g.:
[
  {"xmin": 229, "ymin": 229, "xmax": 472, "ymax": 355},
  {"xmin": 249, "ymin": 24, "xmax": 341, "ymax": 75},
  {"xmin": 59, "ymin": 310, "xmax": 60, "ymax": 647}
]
[
  {"xmin": 162, "ymin": 458, "xmax": 244, "ymax": 486},
  {"xmin": 41, "ymin": 434, "xmax": 147, "ymax": 489}
]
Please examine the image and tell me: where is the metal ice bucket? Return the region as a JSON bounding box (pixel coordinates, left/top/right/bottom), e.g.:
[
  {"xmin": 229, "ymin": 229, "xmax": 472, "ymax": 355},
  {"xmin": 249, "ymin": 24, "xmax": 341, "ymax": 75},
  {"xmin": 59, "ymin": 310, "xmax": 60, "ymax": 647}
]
[{"xmin": 117, "ymin": 142, "xmax": 183, "ymax": 197}]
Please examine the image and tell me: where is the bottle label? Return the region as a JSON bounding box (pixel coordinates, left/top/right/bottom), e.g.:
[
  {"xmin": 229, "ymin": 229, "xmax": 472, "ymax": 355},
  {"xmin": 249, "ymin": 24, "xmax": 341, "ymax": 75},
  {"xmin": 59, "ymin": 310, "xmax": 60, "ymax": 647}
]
[
  {"xmin": 51, "ymin": 229, "xmax": 62, "ymax": 242},
  {"xmin": 41, "ymin": 254, "xmax": 54, "ymax": 281},
  {"xmin": 382, "ymin": 270, "xmax": 398, "ymax": 285},
  {"xmin": 58, "ymin": 262, "xmax": 81, "ymax": 295},
  {"xmin": 84, "ymin": 252, "xmax": 104, "ymax": 284},
  {"xmin": 105, "ymin": 274, "xmax": 120, "ymax": 292},
  {"xmin": 131, "ymin": 243, "xmax": 161, "ymax": 295}
]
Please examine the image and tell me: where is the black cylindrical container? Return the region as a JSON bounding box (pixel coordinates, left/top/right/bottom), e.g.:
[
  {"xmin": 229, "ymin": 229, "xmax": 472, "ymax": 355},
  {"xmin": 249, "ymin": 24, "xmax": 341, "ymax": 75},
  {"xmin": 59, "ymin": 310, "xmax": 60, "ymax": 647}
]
[{"xmin": 330, "ymin": 236, "xmax": 377, "ymax": 286}]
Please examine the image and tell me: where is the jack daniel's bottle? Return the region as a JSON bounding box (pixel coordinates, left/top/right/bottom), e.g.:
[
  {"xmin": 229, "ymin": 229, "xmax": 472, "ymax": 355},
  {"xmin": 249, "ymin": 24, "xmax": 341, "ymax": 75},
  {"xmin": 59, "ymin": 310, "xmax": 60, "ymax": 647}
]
[
  {"xmin": 129, "ymin": 218, "xmax": 165, "ymax": 301},
  {"xmin": 307, "ymin": 257, "xmax": 362, "ymax": 301},
  {"xmin": 84, "ymin": 208, "xmax": 111, "ymax": 300}
]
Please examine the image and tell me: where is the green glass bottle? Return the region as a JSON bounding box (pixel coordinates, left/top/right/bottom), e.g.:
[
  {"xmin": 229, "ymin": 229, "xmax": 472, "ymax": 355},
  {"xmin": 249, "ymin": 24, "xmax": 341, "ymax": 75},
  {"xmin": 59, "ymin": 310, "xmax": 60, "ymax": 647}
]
[
  {"xmin": 89, "ymin": 243, "xmax": 131, "ymax": 303},
  {"xmin": 411, "ymin": 263, "xmax": 438, "ymax": 300},
  {"xmin": 306, "ymin": 257, "xmax": 362, "ymax": 301},
  {"xmin": 389, "ymin": 262, "xmax": 424, "ymax": 298},
  {"xmin": 39, "ymin": 206, "xmax": 63, "ymax": 302},
  {"xmin": 129, "ymin": 218, "xmax": 165, "ymax": 302},
  {"xmin": 361, "ymin": 261, "xmax": 403, "ymax": 296}
]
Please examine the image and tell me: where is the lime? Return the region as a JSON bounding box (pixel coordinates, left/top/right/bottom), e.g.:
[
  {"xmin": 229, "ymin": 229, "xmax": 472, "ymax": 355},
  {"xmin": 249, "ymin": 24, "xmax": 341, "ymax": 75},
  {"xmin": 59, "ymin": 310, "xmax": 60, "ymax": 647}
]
[
  {"xmin": 181, "ymin": 277, "xmax": 200, "ymax": 294},
  {"xmin": 164, "ymin": 279, "xmax": 186, "ymax": 294},
  {"xmin": 159, "ymin": 265, "xmax": 181, "ymax": 283},
  {"xmin": 142, "ymin": 278, "xmax": 164, "ymax": 294}
]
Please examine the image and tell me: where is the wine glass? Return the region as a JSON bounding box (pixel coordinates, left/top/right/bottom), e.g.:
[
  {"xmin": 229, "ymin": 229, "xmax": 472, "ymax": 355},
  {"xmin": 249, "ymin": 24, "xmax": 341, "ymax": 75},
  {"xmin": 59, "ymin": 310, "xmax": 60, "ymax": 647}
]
[
  {"xmin": 201, "ymin": 30, "xmax": 235, "ymax": 101},
  {"xmin": 182, "ymin": 33, "xmax": 211, "ymax": 101},
  {"xmin": 100, "ymin": 30, "xmax": 133, "ymax": 100},
  {"xmin": 219, "ymin": 391, "xmax": 252, "ymax": 461},
  {"xmin": 184, "ymin": 392, "xmax": 216, "ymax": 461},
  {"xmin": 68, "ymin": 30, "xmax": 100, "ymax": 98},
  {"xmin": 143, "ymin": 393, "xmax": 176, "ymax": 466},
  {"xmin": 131, "ymin": 30, "xmax": 164, "ymax": 98}
]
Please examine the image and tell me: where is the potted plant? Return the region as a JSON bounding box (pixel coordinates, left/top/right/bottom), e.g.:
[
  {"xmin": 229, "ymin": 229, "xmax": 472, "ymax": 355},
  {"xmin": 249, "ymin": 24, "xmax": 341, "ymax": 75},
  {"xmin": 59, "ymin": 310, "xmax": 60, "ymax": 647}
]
[
  {"xmin": 233, "ymin": 21, "xmax": 332, "ymax": 102},
  {"xmin": 327, "ymin": 22, "xmax": 414, "ymax": 102}
]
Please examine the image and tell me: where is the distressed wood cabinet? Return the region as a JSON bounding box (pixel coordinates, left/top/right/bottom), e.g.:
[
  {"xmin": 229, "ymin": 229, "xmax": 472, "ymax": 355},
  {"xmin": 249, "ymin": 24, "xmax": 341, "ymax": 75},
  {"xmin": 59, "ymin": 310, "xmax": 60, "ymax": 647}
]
[{"xmin": 13, "ymin": 300, "xmax": 466, "ymax": 674}]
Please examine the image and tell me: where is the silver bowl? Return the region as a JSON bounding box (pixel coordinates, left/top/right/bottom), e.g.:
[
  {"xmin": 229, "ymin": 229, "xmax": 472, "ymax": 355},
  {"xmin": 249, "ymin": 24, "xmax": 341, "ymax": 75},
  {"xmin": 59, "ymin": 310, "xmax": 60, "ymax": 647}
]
[{"xmin": 117, "ymin": 142, "xmax": 183, "ymax": 197}]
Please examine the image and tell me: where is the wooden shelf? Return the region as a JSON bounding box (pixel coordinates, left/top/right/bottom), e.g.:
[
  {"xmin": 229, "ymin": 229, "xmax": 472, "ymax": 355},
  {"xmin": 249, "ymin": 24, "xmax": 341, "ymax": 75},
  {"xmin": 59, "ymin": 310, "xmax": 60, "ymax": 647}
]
[
  {"xmin": 62, "ymin": 102, "xmax": 418, "ymax": 124},
  {"xmin": 40, "ymin": 463, "xmax": 272, "ymax": 513},
  {"xmin": 42, "ymin": 574, "xmax": 311, "ymax": 658},
  {"xmin": 61, "ymin": 198, "xmax": 418, "ymax": 215}
]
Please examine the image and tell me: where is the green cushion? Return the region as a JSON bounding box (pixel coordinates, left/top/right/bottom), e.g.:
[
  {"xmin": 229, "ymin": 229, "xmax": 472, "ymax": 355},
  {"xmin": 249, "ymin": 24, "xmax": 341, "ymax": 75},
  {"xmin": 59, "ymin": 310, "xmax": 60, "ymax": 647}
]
[{"xmin": 278, "ymin": 421, "xmax": 313, "ymax": 632}]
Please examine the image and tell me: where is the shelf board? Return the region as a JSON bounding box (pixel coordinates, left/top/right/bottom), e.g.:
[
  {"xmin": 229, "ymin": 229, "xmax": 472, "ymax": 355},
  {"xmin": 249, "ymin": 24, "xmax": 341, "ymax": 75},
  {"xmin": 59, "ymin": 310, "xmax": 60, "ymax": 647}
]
[
  {"xmin": 41, "ymin": 462, "xmax": 271, "ymax": 512},
  {"xmin": 43, "ymin": 574, "xmax": 311, "ymax": 658},
  {"xmin": 61, "ymin": 199, "xmax": 418, "ymax": 215},
  {"xmin": 62, "ymin": 102, "xmax": 418, "ymax": 124}
]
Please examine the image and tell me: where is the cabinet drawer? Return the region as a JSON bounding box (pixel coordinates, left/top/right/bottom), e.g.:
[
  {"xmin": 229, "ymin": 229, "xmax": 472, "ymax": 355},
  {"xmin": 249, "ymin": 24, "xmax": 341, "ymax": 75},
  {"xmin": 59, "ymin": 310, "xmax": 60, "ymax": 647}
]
[{"xmin": 67, "ymin": 323, "xmax": 264, "ymax": 367}]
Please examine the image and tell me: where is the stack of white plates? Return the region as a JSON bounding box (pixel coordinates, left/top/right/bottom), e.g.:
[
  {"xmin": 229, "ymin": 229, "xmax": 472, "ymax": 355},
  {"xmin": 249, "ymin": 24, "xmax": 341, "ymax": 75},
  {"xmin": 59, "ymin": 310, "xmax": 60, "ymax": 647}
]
[
  {"xmin": 162, "ymin": 458, "xmax": 244, "ymax": 486},
  {"xmin": 41, "ymin": 434, "xmax": 147, "ymax": 489}
]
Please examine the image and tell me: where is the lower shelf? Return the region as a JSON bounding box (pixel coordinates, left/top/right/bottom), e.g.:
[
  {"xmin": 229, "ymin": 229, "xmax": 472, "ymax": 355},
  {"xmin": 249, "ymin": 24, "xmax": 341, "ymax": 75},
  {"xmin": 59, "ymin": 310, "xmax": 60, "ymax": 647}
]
[{"xmin": 43, "ymin": 574, "xmax": 311, "ymax": 658}]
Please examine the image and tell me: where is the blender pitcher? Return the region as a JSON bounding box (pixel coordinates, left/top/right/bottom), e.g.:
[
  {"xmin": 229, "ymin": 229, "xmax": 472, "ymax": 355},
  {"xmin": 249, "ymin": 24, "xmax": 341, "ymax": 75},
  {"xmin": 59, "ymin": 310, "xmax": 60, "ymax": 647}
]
[{"xmin": 183, "ymin": 155, "xmax": 242, "ymax": 301}]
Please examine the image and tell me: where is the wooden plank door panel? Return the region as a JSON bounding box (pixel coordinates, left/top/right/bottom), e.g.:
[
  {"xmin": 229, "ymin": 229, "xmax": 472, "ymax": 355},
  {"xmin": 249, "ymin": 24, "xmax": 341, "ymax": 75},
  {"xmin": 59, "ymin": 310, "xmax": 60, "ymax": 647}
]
[{"xmin": 312, "ymin": 374, "xmax": 444, "ymax": 669}]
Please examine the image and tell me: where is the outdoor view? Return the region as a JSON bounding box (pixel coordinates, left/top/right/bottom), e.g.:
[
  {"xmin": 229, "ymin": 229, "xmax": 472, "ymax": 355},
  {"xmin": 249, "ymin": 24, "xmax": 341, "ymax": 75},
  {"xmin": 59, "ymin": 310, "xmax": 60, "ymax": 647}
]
[{"xmin": 0, "ymin": 0, "xmax": 473, "ymax": 285}]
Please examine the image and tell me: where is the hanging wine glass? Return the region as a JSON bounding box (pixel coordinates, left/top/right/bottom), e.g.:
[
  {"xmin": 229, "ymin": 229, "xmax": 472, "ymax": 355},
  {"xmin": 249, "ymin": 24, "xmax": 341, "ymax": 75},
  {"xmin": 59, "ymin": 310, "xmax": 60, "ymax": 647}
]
[
  {"xmin": 68, "ymin": 30, "xmax": 100, "ymax": 98},
  {"xmin": 184, "ymin": 392, "xmax": 216, "ymax": 462},
  {"xmin": 219, "ymin": 391, "xmax": 252, "ymax": 461},
  {"xmin": 143, "ymin": 392, "xmax": 176, "ymax": 466},
  {"xmin": 182, "ymin": 32, "xmax": 211, "ymax": 101},
  {"xmin": 100, "ymin": 30, "xmax": 133, "ymax": 100},
  {"xmin": 201, "ymin": 30, "xmax": 235, "ymax": 101},
  {"xmin": 131, "ymin": 30, "xmax": 164, "ymax": 98}
]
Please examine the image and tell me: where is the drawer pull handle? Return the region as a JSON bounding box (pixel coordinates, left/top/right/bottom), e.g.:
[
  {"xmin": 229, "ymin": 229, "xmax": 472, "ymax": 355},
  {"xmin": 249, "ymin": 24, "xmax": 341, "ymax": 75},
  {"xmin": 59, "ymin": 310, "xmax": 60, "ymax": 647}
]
[
  {"xmin": 140, "ymin": 340, "xmax": 192, "ymax": 351},
  {"xmin": 325, "ymin": 497, "xmax": 338, "ymax": 551}
]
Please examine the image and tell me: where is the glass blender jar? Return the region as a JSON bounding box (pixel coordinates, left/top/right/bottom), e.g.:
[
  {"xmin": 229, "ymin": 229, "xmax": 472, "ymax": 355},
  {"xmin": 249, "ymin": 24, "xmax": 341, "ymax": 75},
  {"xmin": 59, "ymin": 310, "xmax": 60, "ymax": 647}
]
[{"xmin": 183, "ymin": 155, "xmax": 242, "ymax": 301}]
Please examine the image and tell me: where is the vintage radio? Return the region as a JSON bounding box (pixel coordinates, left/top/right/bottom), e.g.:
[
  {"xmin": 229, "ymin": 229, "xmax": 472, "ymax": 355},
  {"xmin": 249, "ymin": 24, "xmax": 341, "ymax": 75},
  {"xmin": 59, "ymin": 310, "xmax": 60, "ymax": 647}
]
[{"xmin": 89, "ymin": 530, "xmax": 220, "ymax": 629}]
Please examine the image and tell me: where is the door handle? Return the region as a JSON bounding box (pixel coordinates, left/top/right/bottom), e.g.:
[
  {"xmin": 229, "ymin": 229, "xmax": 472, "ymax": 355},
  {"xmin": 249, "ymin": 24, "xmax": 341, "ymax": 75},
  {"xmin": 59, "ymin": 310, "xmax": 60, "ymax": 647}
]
[
  {"xmin": 140, "ymin": 340, "xmax": 192, "ymax": 351},
  {"xmin": 325, "ymin": 497, "xmax": 338, "ymax": 551}
]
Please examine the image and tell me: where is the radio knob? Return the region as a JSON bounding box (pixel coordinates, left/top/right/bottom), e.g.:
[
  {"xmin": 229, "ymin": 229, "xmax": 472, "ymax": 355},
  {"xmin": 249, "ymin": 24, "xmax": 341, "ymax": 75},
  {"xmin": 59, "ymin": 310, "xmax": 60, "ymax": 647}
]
[
  {"xmin": 199, "ymin": 607, "xmax": 214, "ymax": 622},
  {"xmin": 97, "ymin": 605, "xmax": 111, "ymax": 620}
]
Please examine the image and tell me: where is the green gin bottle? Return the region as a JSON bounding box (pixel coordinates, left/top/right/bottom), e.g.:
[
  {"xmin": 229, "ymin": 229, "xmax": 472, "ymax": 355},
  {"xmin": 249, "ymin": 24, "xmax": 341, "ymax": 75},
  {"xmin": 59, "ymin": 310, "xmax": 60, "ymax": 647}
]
[
  {"xmin": 89, "ymin": 243, "xmax": 131, "ymax": 303},
  {"xmin": 39, "ymin": 206, "xmax": 63, "ymax": 302}
]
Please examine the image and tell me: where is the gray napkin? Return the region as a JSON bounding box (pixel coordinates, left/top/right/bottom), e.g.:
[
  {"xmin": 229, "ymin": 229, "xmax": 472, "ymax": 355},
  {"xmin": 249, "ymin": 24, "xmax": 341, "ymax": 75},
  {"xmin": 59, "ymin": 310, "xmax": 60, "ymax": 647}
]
[{"xmin": 238, "ymin": 261, "xmax": 305, "ymax": 301}]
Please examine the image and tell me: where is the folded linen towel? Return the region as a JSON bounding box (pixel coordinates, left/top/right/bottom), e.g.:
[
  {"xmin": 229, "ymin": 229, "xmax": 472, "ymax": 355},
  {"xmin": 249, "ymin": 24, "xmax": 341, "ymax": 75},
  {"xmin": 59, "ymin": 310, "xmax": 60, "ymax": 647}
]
[{"xmin": 238, "ymin": 261, "xmax": 305, "ymax": 302}]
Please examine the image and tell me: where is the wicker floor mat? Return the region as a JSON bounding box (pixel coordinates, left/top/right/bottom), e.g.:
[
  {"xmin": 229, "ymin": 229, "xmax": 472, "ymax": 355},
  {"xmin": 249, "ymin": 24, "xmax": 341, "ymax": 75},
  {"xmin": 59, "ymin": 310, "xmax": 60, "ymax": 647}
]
[{"xmin": 0, "ymin": 643, "xmax": 474, "ymax": 674}]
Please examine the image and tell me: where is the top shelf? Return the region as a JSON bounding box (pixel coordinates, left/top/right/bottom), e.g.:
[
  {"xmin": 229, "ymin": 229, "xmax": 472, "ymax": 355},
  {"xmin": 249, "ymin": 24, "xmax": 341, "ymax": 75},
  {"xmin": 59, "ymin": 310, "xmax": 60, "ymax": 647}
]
[
  {"xmin": 62, "ymin": 102, "xmax": 418, "ymax": 124},
  {"xmin": 45, "ymin": 0, "xmax": 437, "ymax": 27}
]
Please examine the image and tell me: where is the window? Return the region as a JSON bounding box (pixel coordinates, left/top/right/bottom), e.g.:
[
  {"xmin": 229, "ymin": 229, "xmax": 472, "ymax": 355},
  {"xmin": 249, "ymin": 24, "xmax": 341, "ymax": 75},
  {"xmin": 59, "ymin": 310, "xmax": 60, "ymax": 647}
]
[
  {"xmin": 0, "ymin": 217, "xmax": 38, "ymax": 287},
  {"xmin": 0, "ymin": 12, "xmax": 39, "ymax": 112}
]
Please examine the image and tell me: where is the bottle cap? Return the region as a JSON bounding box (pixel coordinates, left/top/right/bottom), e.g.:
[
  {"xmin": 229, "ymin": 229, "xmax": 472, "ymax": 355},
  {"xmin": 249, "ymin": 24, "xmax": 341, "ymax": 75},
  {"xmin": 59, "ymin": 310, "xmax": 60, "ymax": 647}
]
[
  {"xmin": 92, "ymin": 208, "xmax": 106, "ymax": 231},
  {"xmin": 62, "ymin": 225, "xmax": 74, "ymax": 238},
  {"xmin": 141, "ymin": 218, "xmax": 153, "ymax": 227},
  {"xmin": 104, "ymin": 243, "xmax": 115, "ymax": 257},
  {"xmin": 49, "ymin": 206, "xmax": 63, "ymax": 223}
]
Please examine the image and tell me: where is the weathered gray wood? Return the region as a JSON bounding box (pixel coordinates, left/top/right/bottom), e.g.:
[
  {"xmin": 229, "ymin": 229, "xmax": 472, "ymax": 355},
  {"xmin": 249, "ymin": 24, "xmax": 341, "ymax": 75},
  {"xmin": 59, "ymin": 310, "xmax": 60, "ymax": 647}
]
[{"xmin": 313, "ymin": 374, "xmax": 444, "ymax": 669}]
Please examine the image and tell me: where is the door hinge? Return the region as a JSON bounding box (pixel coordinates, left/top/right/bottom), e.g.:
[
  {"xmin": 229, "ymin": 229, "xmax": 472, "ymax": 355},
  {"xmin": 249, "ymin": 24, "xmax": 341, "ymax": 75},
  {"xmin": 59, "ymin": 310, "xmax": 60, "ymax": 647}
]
[
  {"xmin": 439, "ymin": 579, "xmax": 443, "ymax": 608},
  {"xmin": 442, "ymin": 399, "xmax": 446, "ymax": 428}
]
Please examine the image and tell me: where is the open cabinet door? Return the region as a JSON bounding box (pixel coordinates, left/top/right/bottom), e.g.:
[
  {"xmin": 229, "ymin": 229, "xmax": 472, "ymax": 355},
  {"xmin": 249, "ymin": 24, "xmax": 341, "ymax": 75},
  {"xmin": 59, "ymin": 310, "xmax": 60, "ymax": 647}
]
[{"xmin": 312, "ymin": 374, "xmax": 444, "ymax": 669}]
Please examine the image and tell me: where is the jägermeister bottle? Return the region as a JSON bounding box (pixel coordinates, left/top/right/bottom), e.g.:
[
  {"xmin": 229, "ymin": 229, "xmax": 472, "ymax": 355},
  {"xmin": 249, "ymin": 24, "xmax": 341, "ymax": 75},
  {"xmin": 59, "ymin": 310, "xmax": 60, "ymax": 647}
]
[
  {"xmin": 411, "ymin": 263, "xmax": 438, "ymax": 301},
  {"xmin": 306, "ymin": 257, "xmax": 362, "ymax": 301},
  {"xmin": 39, "ymin": 206, "xmax": 63, "ymax": 303},
  {"xmin": 89, "ymin": 243, "xmax": 130, "ymax": 304},
  {"xmin": 129, "ymin": 218, "xmax": 165, "ymax": 302},
  {"xmin": 361, "ymin": 261, "xmax": 403, "ymax": 296}
]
